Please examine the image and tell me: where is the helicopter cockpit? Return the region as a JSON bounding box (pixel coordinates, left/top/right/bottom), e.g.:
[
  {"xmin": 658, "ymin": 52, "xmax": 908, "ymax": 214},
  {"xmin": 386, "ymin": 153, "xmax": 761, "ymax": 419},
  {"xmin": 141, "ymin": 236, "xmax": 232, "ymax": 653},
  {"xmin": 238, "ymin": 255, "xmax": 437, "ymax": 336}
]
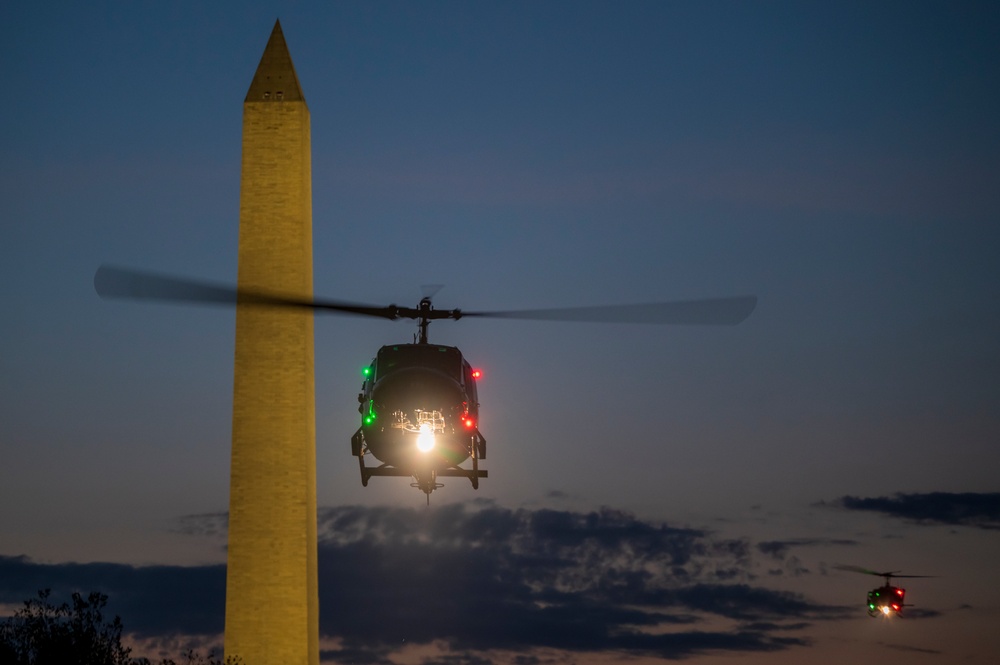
[
  {"xmin": 375, "ymin": 344, "xmax": 463, "ymax": 380},
  {"xmin": 371, "ymin": 344, "xmax": 480, "ymax": 405}
]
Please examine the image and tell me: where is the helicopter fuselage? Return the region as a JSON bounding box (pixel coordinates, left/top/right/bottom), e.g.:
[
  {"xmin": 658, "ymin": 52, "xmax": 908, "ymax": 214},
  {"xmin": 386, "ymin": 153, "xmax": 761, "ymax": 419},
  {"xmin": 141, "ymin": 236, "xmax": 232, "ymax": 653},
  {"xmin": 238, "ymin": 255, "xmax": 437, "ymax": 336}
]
[
  {"xmin": 352, "ymin": 343, "xmax": 486, "ymax": 497},
  {"xmin": 867, "ymin": 584, "xmax": 905, "ymax": 616}
]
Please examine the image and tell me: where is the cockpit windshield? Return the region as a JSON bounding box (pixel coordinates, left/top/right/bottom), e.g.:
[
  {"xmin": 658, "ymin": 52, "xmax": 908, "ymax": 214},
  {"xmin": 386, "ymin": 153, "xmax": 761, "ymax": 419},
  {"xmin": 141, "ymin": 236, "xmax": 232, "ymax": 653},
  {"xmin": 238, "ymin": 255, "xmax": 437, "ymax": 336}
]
[{"xmin": 376, "ymin": 344, "xmax": 463, "ymax": 380}]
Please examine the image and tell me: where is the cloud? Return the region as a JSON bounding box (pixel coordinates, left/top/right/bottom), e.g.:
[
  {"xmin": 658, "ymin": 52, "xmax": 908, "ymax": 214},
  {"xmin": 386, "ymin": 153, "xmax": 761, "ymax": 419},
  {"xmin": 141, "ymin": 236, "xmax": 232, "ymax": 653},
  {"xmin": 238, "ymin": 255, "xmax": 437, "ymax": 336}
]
[
  {"xmin": 894, "ymin": 608, "xmax": 942, "ymax": 620},
  {"xmin": 316, "ymin": 502, "xmax": 842, "ymax": 660},
  {"xmin": 171, "ymin": 511, "xmax": 228, "ymax": 538},
  {"xmin": 2, "ymin": 503, "xmax": 847, "ymax": 662},
  {"xmin": 756, "ymin": 538, "xmax": 859, "ymax": 560},
  {"xmin": 755, "ymin": 538, "xmax": 860, "ymax": 577},
  {"xmin": 881, "ymin": 641, "xmax": 942, "ymax": 654},
  {"xmin": 832, "ymin": 492, "xmax": 1000, "ymax": 529}
]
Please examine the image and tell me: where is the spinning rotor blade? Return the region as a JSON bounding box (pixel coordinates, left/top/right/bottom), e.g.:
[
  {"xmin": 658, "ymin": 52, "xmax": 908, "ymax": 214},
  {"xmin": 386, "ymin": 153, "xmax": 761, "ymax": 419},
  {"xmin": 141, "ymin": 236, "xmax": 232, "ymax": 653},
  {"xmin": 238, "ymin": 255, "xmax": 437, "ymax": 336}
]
[
  {"xmin": 421, "ymin": 283, "xmax": 445, "ymax": 300},
  {"xmin": 834, "ymin": 565, "xmax": 884, "ymax": 577},
  {"xmin": 462, "ymin": 296, "xmax": 757, "ymax": 326},
  {"xmin": 96, "ymin": 265, "xmax": 756, "ymax": 326},
  {"xmin": 834, "ymin": 565, "xmax": 934, "ymax": 579},
  {"xmin": 94, "ymin": 265, "xmax": 398, "ymax": 320}
]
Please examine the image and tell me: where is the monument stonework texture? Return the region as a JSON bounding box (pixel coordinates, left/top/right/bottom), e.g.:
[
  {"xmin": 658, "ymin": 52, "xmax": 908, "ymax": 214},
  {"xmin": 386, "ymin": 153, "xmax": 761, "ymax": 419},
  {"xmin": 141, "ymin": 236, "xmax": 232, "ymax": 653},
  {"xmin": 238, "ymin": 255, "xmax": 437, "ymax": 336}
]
[{"xmin": 225, "ymin": 21, "xmax": 319, "ymax": 665}]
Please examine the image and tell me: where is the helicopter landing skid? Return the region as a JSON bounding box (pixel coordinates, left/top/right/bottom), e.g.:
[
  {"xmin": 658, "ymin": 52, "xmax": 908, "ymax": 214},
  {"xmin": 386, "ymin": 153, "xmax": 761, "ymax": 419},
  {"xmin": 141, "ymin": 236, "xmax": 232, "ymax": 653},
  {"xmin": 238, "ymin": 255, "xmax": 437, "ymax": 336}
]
[
  {"xmin": 357, "ymin": 459, "xmax": 488, "ymax": 489},
  {"xmin": 351, "ymin": 427, "xmax": 487, "ymax": 494}
]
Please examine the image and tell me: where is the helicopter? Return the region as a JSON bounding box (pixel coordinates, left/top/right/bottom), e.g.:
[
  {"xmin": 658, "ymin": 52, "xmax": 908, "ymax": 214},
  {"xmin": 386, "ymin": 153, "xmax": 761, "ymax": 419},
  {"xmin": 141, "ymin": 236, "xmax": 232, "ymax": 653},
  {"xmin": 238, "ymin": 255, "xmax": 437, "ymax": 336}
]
[
  {"xmin": 350, "ymin": 296, "xmax": 488, "ymax": 499},
  {"xmin": 94, "ymin": 264, "xmax": 757, "ymax": 500},
  {"xmin": 835, "ymin": 565, "xmax": 934, "ymax": 617}
]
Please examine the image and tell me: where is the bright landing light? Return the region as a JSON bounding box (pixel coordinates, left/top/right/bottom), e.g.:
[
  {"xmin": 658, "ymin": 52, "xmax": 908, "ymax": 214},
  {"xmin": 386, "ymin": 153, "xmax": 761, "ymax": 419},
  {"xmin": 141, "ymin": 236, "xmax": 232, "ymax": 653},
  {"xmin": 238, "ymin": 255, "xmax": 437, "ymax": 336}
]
[
  {"xmin": 881, "ymin": 606, "xmax": 891, "ymax": 616},
  {"xmin": 416, "ymin": 423, "xmax": 435, "ymax": 452}
]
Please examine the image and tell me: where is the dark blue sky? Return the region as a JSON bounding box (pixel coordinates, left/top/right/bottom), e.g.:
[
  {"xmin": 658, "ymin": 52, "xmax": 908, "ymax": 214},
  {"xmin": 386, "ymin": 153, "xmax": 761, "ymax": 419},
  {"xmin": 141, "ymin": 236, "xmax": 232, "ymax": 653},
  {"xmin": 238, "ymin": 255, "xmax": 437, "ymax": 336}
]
[{"xmin": 2, "ymin": 2, "xmax": 999, "ymax": 663}]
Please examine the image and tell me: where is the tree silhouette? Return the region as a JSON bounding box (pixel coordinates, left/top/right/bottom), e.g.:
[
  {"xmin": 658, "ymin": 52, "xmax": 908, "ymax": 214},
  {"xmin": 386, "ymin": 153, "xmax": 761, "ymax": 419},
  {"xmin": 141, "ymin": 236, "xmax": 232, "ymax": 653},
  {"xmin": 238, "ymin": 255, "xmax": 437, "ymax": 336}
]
[
  {"xmin": 144, "ymin": 650, "xmax": 239, "ymax": 665},
  {"xmin": 0, "ymin": 590, "xmax": 241, "ymax": 665},
  {"xmin": 0, "ymin": 589, "xmax": 133, "ymax": 665}
]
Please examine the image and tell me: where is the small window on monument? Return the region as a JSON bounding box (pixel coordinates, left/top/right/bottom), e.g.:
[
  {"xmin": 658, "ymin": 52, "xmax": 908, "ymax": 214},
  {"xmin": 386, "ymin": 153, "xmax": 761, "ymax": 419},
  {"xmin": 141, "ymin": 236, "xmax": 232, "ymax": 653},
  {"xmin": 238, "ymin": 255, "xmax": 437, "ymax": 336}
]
[
  {"xmin": 263, "ymin": 92, "xmax": 270, "ymax": 100},
  {"xmin": 276, "ymin": 91, "xmax": 284, "ymax": 100}
]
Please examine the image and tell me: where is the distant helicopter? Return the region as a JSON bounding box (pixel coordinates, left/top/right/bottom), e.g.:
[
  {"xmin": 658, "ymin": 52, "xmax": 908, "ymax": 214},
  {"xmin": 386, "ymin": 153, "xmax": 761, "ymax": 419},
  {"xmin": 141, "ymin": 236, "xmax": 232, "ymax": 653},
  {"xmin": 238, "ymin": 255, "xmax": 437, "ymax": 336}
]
[
  {"xmin": 94, "ymin": 265, "xmax": 756, "ymax": 500},
  {"xmin": 835, "ymin": 565, "xmax": 934, "ymax": 617}
]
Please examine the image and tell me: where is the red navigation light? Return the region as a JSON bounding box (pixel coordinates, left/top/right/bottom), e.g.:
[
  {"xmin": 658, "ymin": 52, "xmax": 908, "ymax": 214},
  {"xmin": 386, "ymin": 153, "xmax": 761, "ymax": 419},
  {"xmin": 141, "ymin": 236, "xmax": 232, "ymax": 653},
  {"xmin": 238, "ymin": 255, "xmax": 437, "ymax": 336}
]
[
  {"xmin": 463, "ymin": 415, "xmax": 476, "ymax": 429},
  {"xmin": 895, "ymin": 589, "xmax": 904, "ymax": 596},
  {"xmin": 890, "ymin": 603, "xmax": 900, "ymax": 611},
  {"xmin": 471, "ymin": 369, "xmax": 483, "ymax": 380}
]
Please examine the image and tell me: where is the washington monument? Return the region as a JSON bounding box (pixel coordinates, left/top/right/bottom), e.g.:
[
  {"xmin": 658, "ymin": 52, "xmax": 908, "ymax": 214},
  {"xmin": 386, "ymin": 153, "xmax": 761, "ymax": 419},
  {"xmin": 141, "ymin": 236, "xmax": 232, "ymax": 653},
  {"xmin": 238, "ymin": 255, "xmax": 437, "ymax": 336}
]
[{"xmin": 225, "ymin": 21, "xmax": 319, "ymax": 665}]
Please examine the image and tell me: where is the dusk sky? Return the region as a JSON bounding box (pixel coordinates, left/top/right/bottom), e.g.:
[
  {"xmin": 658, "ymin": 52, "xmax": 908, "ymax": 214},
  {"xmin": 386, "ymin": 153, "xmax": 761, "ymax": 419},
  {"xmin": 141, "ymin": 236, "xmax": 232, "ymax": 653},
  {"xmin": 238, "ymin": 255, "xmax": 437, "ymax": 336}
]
[{"xmin": 2, "ymin": 2, "xmax": 999, "ymax": 663}]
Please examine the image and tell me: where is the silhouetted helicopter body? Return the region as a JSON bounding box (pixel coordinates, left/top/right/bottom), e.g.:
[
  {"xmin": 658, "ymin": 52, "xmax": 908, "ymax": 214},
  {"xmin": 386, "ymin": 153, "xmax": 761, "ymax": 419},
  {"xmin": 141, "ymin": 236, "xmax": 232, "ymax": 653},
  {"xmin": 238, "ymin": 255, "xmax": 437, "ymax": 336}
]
[
  {"xmin": 352, "ymin": 338, "xmax": 487, "ymax": 497},
  {"xmin": 836, "ymin": 565, "xmax": 933, "ymax": 617},
  {"xmin": 867, "ymin": 582, "xmax": 906, "ymax": 617},
  {"xmin": 94, "ymin": 265, "xmax": 756, "ymax": 500}
]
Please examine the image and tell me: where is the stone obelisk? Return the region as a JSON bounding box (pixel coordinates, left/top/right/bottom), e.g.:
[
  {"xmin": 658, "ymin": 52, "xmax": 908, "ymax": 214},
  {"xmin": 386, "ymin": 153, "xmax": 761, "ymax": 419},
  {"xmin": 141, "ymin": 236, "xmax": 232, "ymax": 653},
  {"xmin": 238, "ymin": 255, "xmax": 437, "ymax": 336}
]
[{"xmin": 225, "ymin": 20, "xmax": 318, "ymax": 665}]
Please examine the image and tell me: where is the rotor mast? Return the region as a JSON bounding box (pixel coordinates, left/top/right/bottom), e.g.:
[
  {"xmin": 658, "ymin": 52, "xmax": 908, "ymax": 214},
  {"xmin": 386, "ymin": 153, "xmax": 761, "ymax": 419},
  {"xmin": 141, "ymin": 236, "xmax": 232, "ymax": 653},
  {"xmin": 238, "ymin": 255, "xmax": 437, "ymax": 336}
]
[{"xmin": 408, "ymin": 297, "xmax": 461, "ymax": 344}]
